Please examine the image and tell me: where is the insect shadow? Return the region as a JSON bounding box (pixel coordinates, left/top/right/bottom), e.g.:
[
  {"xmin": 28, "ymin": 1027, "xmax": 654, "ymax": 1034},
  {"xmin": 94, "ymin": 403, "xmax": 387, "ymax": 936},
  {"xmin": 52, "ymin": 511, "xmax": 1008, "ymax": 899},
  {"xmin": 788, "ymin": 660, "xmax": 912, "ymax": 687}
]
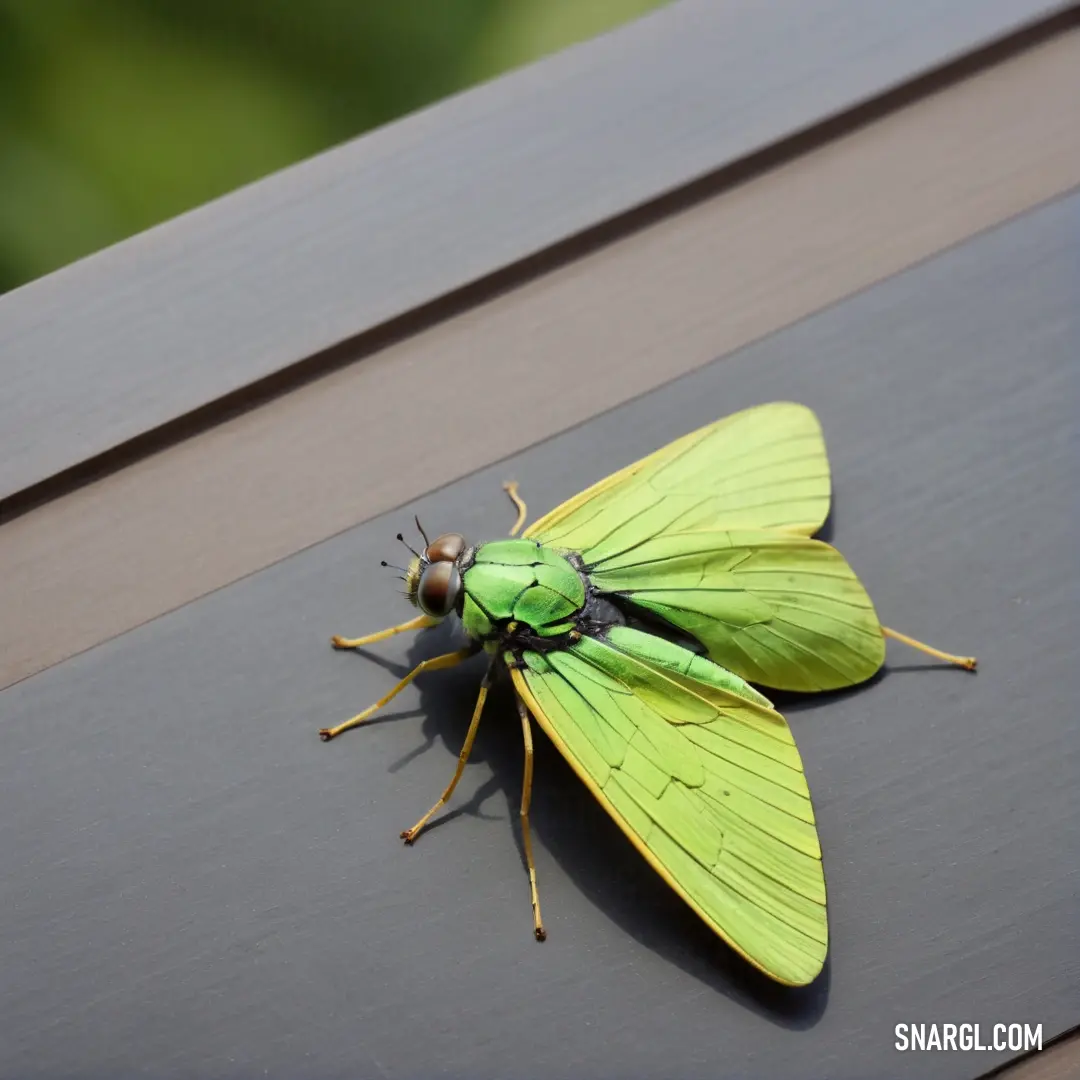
[
  {"xmin": 386, "ymin": 617, "xmax": 832, "ymax": 1029},
  {"xmin": 815, "ymin": 506, "xmax": 835, "ymax": 546}
]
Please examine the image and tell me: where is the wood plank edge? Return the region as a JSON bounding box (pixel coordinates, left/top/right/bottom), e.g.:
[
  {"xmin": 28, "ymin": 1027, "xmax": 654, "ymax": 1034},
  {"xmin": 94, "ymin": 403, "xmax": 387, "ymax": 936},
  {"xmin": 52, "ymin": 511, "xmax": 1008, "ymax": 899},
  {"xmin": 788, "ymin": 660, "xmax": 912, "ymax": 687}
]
[
  {"xmin": 980, "ymin": 1024, "xmax": 1080, "ymax": 1079},
  {"xmin": 1, "ymin": 5, "xmax": 1076, "ymax": 526}
]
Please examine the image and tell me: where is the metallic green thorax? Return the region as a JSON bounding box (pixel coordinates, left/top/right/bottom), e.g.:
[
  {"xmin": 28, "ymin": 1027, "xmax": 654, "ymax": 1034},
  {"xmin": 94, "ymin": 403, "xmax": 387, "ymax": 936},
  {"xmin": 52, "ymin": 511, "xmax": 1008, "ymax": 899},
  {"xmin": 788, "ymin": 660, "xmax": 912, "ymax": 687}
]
[{"xmin": 461, "ymin": 539, "xmax": 585, "ymax": 644}]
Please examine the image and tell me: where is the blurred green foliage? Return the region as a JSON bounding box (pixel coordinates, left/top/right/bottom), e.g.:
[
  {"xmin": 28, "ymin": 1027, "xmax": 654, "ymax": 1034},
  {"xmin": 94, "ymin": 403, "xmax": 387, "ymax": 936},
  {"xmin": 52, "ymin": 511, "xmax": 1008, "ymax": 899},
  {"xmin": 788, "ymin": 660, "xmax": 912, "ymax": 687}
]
[{"xmin": 0, "ymin": 0, "xmax": 664, "ymax": 294}]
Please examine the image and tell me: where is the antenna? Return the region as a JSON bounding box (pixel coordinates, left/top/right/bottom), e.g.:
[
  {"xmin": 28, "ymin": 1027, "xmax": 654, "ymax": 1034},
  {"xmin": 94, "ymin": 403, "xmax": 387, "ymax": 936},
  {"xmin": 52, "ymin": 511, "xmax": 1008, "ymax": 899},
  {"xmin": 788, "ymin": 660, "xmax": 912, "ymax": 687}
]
[
  {"xmin": 396, "ymin": 533, "xmax": 422, "ymax": 559},
  {"xmin": 414, "ymin": 515, "xmax": 431, "ymax": 547}
]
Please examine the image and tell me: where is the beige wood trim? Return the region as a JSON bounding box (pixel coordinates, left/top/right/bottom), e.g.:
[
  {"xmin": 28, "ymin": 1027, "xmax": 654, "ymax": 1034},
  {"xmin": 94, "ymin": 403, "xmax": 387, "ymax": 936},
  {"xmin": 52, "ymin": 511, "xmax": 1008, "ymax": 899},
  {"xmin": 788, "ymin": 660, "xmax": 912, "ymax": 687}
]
[
  {"xmin": 986, "ymin": 1029, "xmax": 1080, "ymax": 1079},
  {"xmin": 5, "ymin": 28, "xmax": 1080, "ymax": 690}
]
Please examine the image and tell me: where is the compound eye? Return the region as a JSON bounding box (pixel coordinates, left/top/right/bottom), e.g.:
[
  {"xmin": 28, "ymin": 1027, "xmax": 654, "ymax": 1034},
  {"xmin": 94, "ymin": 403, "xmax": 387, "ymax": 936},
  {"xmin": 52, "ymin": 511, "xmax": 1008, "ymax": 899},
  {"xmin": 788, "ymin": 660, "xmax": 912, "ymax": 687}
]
[
  {"xmin": 416, "ymin": 561, "xmax": 462, "ymax": 618},
  {"xmin": 424, "ymin": 532, "xmax": 467, "ymax": 563}
]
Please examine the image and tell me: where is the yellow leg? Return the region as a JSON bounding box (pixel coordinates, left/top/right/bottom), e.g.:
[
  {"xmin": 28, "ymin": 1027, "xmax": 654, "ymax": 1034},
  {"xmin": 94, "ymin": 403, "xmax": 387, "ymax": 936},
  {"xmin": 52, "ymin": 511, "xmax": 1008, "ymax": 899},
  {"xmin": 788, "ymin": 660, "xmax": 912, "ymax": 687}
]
[
  {"xmin": 319, "ymin": 648, "xmax": 472, "ymax": 741},
  {"xmin": 330, "ymin": 613, "xmax": 436, "ymax": 651},
  {"xmin": 503, "ymin": 481, "xmax": 528, "ymax": 537},
  {"xmin": 400, "ymin": 663, "xmax": 494, "ymax": 844},
  {"xmin": 516, "ymin": 695, "xmax": 547, "ymax": 941},
  {"xmin": 882, "ymin": 626, "xmax": 977, "ymax": 671}
]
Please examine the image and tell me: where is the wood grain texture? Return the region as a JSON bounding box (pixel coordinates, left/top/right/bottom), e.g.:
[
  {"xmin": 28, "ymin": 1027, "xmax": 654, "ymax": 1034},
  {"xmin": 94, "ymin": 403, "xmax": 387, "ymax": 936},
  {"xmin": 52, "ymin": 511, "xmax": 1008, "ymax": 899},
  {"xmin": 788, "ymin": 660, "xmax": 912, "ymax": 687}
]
[
  {"xmin": 1, "ymin": 194, "xmax": 1076, "ymax": 1079},
  {"xmin": 4, "ymin": 30, "xmax": 1080, "ymax": 689},
  {"xmin": 0, "ymin": 0, "xmax": 1072, "ymax": 504}
]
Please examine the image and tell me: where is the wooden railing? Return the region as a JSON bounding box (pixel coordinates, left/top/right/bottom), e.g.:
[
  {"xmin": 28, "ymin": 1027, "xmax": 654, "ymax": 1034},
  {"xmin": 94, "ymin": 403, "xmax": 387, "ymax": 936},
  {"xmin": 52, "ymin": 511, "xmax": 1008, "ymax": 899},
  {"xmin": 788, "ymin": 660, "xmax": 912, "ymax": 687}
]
[{"xmin": 1, "ymin": 2, "xmax": 1077, "ymax": 1077}]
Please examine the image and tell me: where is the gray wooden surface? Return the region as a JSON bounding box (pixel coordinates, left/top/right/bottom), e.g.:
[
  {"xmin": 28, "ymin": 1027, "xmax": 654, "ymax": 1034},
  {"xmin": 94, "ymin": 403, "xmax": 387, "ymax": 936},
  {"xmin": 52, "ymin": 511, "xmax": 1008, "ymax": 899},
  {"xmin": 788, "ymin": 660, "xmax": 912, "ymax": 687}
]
[
  {"xmin": 0, "ymin": 0, "xmax": 1070, "ymax": 506},
  {"xmin": 2, "ymin": 193, "xmax": 1076, "ymax": 1079},
  {"xmin": 5, "ymin": 25, "xmax": 1077, "ymax": 692}
]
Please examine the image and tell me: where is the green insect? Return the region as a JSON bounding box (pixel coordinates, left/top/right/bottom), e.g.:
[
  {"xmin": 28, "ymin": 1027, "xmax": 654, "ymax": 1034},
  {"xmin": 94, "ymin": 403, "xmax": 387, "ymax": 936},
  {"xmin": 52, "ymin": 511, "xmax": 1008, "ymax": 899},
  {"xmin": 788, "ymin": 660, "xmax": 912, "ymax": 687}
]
[{"xmin": 320, "ymin": 402, "xmax": 975, "ymax": 986}]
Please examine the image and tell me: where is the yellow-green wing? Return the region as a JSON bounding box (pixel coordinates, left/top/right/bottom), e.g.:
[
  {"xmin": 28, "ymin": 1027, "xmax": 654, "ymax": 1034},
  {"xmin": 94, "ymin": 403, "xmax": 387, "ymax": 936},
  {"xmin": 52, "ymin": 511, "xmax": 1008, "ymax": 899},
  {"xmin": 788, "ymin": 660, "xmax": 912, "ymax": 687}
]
[
  {"xmin": 510, "ymin": 626, "xmax": 828, "ymax": 986},
  {"xmin": 588, "ymin": 528, "xmax": 886, "ymax": 692},
  {"xmin": 523, "ymin": 402, "xmax": 830, "ymax": 546}
]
